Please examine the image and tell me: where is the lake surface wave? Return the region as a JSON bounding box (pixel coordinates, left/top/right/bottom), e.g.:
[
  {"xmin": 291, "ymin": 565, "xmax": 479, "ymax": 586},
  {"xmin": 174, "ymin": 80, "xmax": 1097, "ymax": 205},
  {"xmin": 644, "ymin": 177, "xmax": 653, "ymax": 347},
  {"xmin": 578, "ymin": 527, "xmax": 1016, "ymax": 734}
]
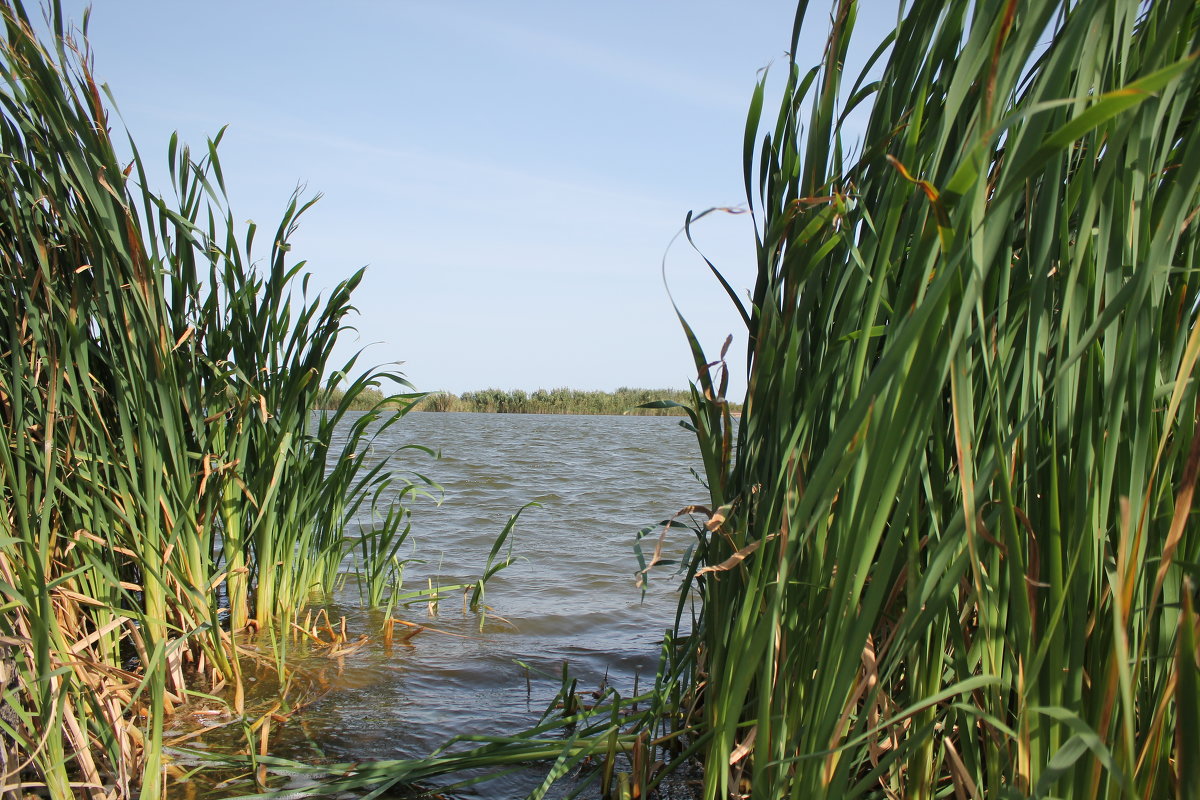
[{"xmin": 270, "ymin": 412, "xmax": 705, "ymax": 795}]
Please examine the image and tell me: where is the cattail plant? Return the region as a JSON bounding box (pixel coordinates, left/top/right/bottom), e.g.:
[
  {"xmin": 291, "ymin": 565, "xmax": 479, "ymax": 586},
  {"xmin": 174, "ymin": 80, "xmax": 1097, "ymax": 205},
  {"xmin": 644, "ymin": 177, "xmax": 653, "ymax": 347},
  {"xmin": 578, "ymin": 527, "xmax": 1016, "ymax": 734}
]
[
  {"xmin": 0, "ymin": 1, "xmax": 427, "ymax": 796},
  {"xmin": 671, "ymin": 0, "xmax": 1200, "ymax": 797}
]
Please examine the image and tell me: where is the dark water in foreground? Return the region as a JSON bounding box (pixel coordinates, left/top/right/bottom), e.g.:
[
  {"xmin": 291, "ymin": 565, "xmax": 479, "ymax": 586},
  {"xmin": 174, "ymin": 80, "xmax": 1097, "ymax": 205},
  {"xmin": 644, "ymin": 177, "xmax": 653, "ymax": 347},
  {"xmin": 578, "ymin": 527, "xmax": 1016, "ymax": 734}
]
[{"xmin": 213, "ymin": 412, "xmax": 704, "ymax": 796}]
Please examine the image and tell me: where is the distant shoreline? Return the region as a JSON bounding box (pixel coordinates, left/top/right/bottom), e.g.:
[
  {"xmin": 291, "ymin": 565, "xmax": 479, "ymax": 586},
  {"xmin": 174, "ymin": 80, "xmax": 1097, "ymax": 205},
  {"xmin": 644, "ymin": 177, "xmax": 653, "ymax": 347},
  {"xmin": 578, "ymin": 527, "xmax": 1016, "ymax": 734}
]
[
  {"xmin": 408, "ymin": 408, "xmax": 744, "ymax": 418},
  {"xmin": 408, "ymin": 408, "xmax": 686, "ymax": 416},
  {"xmin": 316, "ymin": 386, "xmax": 742, "ymax": 416}
]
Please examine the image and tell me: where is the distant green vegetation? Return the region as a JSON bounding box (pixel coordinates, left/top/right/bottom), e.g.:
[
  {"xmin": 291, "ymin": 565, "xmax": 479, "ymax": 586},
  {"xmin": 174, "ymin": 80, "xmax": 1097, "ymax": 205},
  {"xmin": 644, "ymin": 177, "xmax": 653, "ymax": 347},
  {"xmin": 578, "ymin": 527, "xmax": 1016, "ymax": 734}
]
[
  {"xmin": 316, "ymin": 385, "xmax": 394, "ymax": 410},
  {"xmin": 413, "ymin": 387, "xmax": 721, "ymax": 415},
  {"xmin": 314, "ymin": 386, "xmax": 712, "ymax": 414}
]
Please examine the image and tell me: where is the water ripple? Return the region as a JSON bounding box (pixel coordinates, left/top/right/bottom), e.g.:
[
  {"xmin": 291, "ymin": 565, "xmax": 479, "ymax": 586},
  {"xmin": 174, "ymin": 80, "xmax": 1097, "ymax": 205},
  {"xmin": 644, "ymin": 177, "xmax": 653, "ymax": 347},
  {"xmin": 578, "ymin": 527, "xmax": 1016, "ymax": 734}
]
[{"xmin": 282, "ymin": 412, "xmax": 702, "ymax": 785}]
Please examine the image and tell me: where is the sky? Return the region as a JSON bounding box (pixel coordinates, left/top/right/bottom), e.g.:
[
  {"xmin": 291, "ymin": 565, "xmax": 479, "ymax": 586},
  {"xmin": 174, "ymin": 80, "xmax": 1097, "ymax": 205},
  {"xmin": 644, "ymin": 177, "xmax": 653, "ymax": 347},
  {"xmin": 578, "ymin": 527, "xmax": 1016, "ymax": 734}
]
[{"xmin": 53, "ymin": 1, "xmax": 899, "ymax": 398}]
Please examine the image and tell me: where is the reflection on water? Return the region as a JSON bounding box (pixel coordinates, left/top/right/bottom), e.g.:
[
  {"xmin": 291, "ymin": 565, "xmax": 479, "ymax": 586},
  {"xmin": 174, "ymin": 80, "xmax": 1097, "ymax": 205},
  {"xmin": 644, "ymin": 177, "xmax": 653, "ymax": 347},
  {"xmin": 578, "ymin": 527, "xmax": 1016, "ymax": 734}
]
[{"xmin": 269, "ymin": 412, "xmax": 705, "ymax": 794}]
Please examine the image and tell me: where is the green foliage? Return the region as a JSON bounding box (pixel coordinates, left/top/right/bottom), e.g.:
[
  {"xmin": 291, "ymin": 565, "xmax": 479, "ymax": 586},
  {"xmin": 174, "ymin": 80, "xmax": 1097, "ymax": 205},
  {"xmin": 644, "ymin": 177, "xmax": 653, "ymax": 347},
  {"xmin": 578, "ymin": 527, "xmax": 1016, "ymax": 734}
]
[
  {"xmin": 0, "ymin": 1, "xmax": 428, "ymax": 795},
  {"xmin": 214, "ymin": 2, "xmax": 1200, "ymax": 798},
  {"xmin": 315, "ymin": 385, "xmax": 396, "ymax": 410},
  {"xmin": 5, "ymin": 0, "xmax": 1195, "ymax": 798},
  {"xmin": 667, "ymin": 0, "xmax": 1200, "ymax": 798},
  {"xmin": 469, "ymin": 501, "xmax": 538, "ymax": 630},
  {"xmin": 417, "ymin": 386, "xmax": 715, "ymax": 416}
]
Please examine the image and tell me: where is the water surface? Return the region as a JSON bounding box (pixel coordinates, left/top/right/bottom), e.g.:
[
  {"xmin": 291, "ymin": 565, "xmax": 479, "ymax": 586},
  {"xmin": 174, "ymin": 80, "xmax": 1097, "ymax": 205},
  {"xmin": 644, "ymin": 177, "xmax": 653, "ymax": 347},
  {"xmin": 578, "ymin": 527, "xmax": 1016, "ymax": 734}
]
[{"xmin": 271, "ymin": 412, "xmax": 706, "ymax": 792}]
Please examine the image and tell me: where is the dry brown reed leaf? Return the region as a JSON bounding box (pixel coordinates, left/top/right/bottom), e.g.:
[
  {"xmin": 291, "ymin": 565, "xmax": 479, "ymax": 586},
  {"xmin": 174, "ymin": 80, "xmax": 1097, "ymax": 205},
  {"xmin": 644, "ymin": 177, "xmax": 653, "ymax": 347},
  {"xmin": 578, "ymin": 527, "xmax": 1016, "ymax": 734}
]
[
  {"xmin": 67, "ymin": 616, "xmax": 130, "ymax": 656},
  {"xmin": 634, "ymin": 506, "xmax": 713, "ymax": 587},
  {"xmin": 69, "ymin": 529, "xmax": 138, "ymax": 560},
  {"xmin": 166, "ymin": 647, "xmax": 186, "ymax": 701},
  {"xmin": 171, "ymin": 326, "xmax": 194, "ymax": 351},
  {"xmin": 942, "ymin": 736, "xmax": 980, "ymax": 800},
  {"xmin": 695, "ymin": 534, "xmax": 776, "ymax": 578},
  {"xmin": 51, "ymin": 588, "xmax": 107, "ymax": 608},
  {"xmin": 388, "ymin": 618, "xmax": 480, "ymax": 641},
  {"xmin": 1151, "ymin": 398, "xmax": 1200, "ymax": 610},
  {"xmin": 59, "ymin": 698, "xmax": 105, "ymax": 800},
  {"xmin": 728, "ymin": 724, "xmax": 755, "ymax": 766},
  {"xmin": 289, "ymin": 622, "xmax": 326, "ymax": 646}
]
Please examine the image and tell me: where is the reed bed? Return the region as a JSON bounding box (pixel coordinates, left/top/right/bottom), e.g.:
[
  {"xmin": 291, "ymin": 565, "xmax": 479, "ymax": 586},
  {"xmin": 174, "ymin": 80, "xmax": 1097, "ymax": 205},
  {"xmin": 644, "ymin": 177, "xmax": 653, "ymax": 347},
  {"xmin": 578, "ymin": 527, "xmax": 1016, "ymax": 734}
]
[
  {"xmin": 313, "ymin": 385, "xmax": 392, "ymax": 411},
  {"xmin": 415, "ymin": 387, "xmax": 708, "ymax": 416},
  {"xmin": 666, "ymin": 0, "xmax": 1200, "ymax": 797},
  {"xmin": 0, "ymin": 1, "xmax": 440, "ymax": 796}
]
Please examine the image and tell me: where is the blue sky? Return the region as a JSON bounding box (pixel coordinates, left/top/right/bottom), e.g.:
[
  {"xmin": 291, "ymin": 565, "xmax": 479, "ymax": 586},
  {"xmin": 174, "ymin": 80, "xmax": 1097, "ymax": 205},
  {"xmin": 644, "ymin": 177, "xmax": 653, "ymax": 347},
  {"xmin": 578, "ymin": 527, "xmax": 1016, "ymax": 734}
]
[{"xmin": 56, "ymin": 1, "xmax": 898, "ymax": 397}]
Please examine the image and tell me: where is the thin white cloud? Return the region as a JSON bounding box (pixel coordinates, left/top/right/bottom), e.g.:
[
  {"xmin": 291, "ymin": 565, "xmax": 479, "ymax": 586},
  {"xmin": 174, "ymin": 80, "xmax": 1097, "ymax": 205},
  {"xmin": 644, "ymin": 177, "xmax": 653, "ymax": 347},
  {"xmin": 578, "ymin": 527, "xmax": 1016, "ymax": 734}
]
[{"xmin": 416, "ymin": 5, "xmax": 754, "ymax": 113}]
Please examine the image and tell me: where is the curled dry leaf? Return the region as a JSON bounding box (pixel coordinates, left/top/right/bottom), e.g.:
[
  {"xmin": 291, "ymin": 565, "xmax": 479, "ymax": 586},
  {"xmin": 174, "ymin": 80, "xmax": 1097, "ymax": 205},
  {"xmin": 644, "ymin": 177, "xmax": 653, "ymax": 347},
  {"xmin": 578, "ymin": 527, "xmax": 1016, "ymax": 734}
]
[{"xmin": 695, "ymin": 534, "xmax": 776, "ymax": 577}]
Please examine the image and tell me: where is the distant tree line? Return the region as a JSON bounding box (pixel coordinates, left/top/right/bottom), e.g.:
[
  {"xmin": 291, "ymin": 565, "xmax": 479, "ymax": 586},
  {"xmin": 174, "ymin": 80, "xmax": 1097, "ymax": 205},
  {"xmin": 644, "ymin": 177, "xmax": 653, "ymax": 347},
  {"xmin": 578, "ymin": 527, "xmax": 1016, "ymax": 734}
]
[
  {"xmin": 314, "ymin": 386, "xmax": 390, "ymax": 410},
  {"xmin": 313, "ymin": 386, "xmax": 741, "ymax": 415},
  {"xmin": 415, "ymin": 387, "xmax": 729, "ymax": 416}
]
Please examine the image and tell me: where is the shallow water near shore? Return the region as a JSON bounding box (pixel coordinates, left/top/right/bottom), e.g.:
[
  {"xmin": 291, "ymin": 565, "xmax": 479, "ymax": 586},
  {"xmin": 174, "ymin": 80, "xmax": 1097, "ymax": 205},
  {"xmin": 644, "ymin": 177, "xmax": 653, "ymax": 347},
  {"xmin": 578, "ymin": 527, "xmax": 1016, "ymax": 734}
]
[{"xmin": 204, "ymin": 412, "xmax": 706, "ymax": 797}]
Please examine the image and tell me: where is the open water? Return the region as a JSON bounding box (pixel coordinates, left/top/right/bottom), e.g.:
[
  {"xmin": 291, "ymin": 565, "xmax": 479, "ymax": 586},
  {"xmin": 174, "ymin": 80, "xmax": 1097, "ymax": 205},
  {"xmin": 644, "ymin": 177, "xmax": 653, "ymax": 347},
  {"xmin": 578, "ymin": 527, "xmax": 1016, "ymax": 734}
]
[{"xmin": 263, "ymin": 412, "xmax": 706, "ymax": 796}]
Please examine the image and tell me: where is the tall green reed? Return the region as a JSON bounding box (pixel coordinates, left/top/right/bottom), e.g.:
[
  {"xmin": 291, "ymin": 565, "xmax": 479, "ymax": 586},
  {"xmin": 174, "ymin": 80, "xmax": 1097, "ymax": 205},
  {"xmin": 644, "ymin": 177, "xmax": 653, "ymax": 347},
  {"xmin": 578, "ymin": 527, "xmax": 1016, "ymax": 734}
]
[
  {"xmin": 669, "ymin": 0, "xmax": 1200, "ymax": 797},
  {"xmin": 0, "ymin": 2, "xmax": 427, "ymax": 796}
]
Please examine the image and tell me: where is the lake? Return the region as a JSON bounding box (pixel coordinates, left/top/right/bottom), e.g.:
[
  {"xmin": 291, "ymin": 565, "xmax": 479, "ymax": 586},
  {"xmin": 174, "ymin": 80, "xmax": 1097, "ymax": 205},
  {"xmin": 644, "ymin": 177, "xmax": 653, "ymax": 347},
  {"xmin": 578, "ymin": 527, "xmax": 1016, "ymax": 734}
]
[{"xmin": 262, "ymin": 412, "xmax": 706, "ymax": 795}]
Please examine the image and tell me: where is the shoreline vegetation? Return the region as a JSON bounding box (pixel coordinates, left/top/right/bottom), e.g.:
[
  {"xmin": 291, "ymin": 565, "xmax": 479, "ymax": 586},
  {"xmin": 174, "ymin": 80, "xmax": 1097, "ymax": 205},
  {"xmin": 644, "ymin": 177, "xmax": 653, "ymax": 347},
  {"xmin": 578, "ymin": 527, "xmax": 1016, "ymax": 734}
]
[
  {"xmin": 318, "ymin": 386, "xmax": 736, "ymax": 415},
  {"xmin": 659, "ymin": 2, "xmax": 1200, "ymax": 798},
  {"xmin": 315, "ymin": 0, "xmax": 1200, "ymax": 798},
  {"xmin": 0, "ymin": 3, "xmax": 514, "ymax": 796},
  {"xmin": 2, "ymin": 0, "xmax": 1199, "ymax": 799}
]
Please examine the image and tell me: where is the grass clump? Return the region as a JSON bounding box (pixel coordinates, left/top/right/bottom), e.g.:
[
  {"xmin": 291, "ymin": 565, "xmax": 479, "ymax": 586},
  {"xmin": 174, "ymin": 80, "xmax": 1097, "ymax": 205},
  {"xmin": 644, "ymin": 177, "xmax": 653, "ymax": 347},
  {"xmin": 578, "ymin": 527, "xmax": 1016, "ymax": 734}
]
[
  {"xmin": 664, "ymin": 0, "xmax": 1200, "ymax": 797},
  {"xmin": 0, "ymin": 2, "xmax": 440, "ymax": 796}
]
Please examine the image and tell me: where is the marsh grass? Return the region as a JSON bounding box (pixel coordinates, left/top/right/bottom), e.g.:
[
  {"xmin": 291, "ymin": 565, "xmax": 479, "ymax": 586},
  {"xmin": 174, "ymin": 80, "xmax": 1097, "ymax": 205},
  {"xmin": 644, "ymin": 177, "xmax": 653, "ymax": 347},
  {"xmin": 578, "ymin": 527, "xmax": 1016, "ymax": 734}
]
[
  {"xmin": 0, "ymin": 2, "xmax": 474, "ymax": 796},
  {"xmin": 7, "ymin": 0, "xmax": 1198, "ymax": 798},
  {"xmin": 661, "ymin": 0, "xmax": 1200, "ymax": 797},
  {"xmin": 218, "ymin": 1, "xmax": 1200, "ymax": 798}
]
